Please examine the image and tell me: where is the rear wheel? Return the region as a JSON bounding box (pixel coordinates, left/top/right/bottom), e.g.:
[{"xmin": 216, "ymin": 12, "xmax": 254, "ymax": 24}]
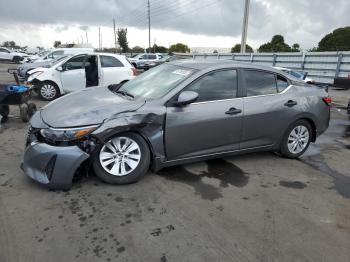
[
  {"xmin": 280, "ymin": 120, "xmax": 312, "ymax": 158},
  {"xmin": 92, "ymin": 133, "xmax": 150, "ymax": 185},
  {"xmin": 19, "ymin": 104, "xmax": 30, "ymax": 122},
  {"xmin": 0, "ymin": 105, "xmax": 9, "ymax": 123},
  {"xmin": 12, "ymin": 56, "xmax": 21, "ymax": 64},
  {"xmin": 39, "ymin": 81, "xmax": 60, "ymax": 101}
]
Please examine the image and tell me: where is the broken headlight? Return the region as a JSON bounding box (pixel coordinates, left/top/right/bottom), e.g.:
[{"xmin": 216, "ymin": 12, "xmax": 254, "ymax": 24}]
[{"xmin": 40, "ymin": 125, "xmax": 98, "ymax": 142}]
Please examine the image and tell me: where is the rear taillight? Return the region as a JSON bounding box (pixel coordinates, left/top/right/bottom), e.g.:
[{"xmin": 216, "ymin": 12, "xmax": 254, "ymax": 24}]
[
  {"xmin": 322, "ymin": 97, "xmax": 332, "ymax": 106},
  {"xmin": 131, "ymin": 68, "xmax": 138, "ymax": 76}
]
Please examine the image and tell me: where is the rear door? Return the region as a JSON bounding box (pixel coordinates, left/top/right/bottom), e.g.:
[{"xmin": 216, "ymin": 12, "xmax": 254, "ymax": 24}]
[
  {"xmin": 60, "ymin": 55, "xmax": 87, "ymax": 92},
  {"xmin": 100, "ymin": 55, "xmax": 128, "ymax": 85},
  {"xmin": 165, "ymin": 69, "xmax": 243, "ymax": 160},
  {"xmin": 241, "ymin": 70, "xmax": 294, "ymax": 149}
]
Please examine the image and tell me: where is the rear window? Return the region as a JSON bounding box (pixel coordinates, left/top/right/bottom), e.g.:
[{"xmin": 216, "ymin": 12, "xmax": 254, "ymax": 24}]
[
  {"xmin": 100, "ymin": 55, "xmax": 124, "ymax": 67},
  {"xmin": 244, "ymin": 70, "xmax": 277, "ymax": 96}
]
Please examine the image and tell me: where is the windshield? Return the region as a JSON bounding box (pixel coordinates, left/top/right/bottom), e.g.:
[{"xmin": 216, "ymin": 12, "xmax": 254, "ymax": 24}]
[
  {"xmin": 289, "ymin": 70, "xmax": 304, "ymax": 79},
  {"xmin": 37, "ymin": 50, "xmax": 50, "ymax": 57},
  {"xmin": 49, "ymin": 56, "xmax": 68, "ymax": 67},
  {"xmin": 119, "ymin": 64, "xmax": 196, "ymax": 99}
]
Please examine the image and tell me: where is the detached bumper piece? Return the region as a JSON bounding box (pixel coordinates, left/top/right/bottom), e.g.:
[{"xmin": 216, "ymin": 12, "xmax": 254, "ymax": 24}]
[{"xmin": 22, "ymin": 142, "xmax": 89, "ymax": 189}]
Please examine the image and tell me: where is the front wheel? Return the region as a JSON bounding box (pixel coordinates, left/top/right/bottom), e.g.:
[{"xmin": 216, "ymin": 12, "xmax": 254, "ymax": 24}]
[
  {"xmin": 92, "ymin": 133, "xmax": 150, "ymax": 185},
  {"xmin": 39, "ymin": 81, "xmax": 60, "ymax": 101},
  {"xmin": 280, "ymin": 120, "xmax": 312, "ymax": 158}
]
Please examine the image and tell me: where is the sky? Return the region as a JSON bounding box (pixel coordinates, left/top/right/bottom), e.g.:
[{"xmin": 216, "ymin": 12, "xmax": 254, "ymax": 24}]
[{"xmin": 0, "ymin": 0, "xmax": 349, "ymax": 50}]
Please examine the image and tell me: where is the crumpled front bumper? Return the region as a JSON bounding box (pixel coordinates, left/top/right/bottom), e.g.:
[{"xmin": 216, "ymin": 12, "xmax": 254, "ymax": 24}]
[{"xmin": 22, "ymin": 142, "xmax": 89, "ymax": 189}]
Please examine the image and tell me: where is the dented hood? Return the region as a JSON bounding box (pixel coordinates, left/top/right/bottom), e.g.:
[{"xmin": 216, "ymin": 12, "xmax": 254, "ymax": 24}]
[{"xmin": 41, "ymin": 87, "xmax": 145, "ymax": 128}]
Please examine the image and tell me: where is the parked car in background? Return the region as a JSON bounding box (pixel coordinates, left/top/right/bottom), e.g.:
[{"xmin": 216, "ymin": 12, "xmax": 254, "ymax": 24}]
[
  {"xmin": 22, "ymin": 50, "xmax": 52, "ymax": 63},
  {"xmin": 27, "ymin": 52, "xmax": 137, "ymax": 101},
  {"xmin": 28, "ymin": 48, "xmax": 94, "ymax": 63},
  {"xmin": 128, "ymin": 53, "xmax": 163, "ymax": 69},
  {"xmin": 0, "ymin": 47, "xmax": 28, "ymax": 63},
  {"xmin": 274, "ymin": 67, "xmax": 315, "ymax": 84},
  {"xmin": 22, "ymin": 60, "xmax": 331, "ymax": 189},
  {"xmin": 18, "ymin": 55, "xmax": 67, "ymax": 79}
]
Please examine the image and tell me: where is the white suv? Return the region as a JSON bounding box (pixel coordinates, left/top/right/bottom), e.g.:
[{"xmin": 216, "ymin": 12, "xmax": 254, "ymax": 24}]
[
  {"xmin": 27, "ymin": 53, "xmax": 138, "ymax": 101},
  {"xmin": 0, "ymin": 47, "xmax": 27, "ymax": 63},
  {"xmin": 128, "ymin": 53, "xmax": 163, "ymax": 69}
]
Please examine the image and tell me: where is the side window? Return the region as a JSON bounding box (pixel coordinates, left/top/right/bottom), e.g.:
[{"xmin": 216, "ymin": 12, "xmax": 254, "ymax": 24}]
[
  {"xmin": 64, "ymin": 55, "xmax": 86, "ymax": 70},
  {"xmin": 140, "ymin": 54, "xmax": 147, "ymax": 60},
  {"xmin": 0, "ymin": 48, "xmax": 6, "ymax": 53},
  {"xmin": 244, "ymin": 70, "xmax": 277, "ymax": 96},
  {"xmin": 148, "ymin": 54, "xmax": 157, "ymax": 60},
  {"xmin": 100, "ymin": 55, "xmax": 124, "ymax": 67},
  {"xmin": 185, "ymin": 70, "xmax": 237, "ymax": 103},
  {"xmin": 277, "ymin": 75, "xmax": 289, "ymax": 92}
]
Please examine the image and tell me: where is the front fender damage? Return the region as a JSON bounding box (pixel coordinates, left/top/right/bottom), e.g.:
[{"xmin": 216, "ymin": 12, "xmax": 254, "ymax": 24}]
[{"xmin": 92, "ymin": 110, "xmax": 166, "ymax": 170}]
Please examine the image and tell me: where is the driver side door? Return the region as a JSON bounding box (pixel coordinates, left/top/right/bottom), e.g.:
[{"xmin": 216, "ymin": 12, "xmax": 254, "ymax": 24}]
[
  {"xmin": 60, "ymin": 55, "xmax": 87, "ymax": 93},
  {"xmin": 165, "ymin": 69, "xmax": 243, "ymax": 160}
]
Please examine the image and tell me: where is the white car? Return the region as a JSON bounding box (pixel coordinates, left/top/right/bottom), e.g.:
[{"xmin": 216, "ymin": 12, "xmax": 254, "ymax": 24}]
[
  {"xmin": 128, "ymin": 53, "xmax": 163, "ymax": 69},
  {"xmin": 0, "ymin": 47, "xmax": 28, "ymax": 63},
  {"xmin": 274, "ymin": 67, "xmax": 315, "ymax": 84},
  {"xmin": 28, "ymin": 48, "xmax": 94, "ymax": 63},
  {"xmin": 27, "ymin": 53, "xmax": 138, "ymax": 101}
]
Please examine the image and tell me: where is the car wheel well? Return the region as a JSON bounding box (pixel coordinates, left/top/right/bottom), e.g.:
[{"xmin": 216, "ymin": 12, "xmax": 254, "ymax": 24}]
[
  {"xmin": 299, "ymin": 118, "xmax": 316, "ymax": 142},
  {"xmin": 101, "ymin": 130, "xmax": 155, "ymax": 167}
]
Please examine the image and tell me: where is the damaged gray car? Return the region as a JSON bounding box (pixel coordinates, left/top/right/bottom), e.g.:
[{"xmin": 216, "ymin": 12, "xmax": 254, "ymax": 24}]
[{"xmin": 22, "ymin": 60, "xmax": 331, "ymax": 189}]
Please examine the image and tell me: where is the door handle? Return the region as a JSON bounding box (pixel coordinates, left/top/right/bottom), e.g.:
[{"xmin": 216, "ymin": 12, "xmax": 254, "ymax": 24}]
[
  {"xmin": 225, "ymin": 107, "xmax": 242, "ymax": 115},
  {"xmin": 284, "ymin": 100, "xmax": 297, "ymax": 107}
]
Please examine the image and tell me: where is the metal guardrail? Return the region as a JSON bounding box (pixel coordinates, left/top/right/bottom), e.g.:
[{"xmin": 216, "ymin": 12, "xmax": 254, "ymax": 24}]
[{"xmin": 176, "ymin": 51, "xmax": 350, "ymax": 84}]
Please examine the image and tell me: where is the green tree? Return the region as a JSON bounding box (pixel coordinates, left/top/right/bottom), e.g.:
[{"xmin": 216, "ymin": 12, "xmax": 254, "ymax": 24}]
[
  {"xmin": 291, "ymin": 43, "xmax": 300, "ymax": 52},
  {"xmin": 258, "ymin": 35, "xmax": 292, "ymax": 52},
  {"xmin": 231, "ymin": 43, "xmax": 253, "ymax": 53},
  {"xmin": 117, "ymin": 28, "xmax": 129, "ymax": 53},
  {"xmin": 168, "ymin": 43, "xmax": 190, "ymax": 53},
  {"xmin": 3, "ymin": 41, "xmax": 17, "ymax": 48},
  {"xmin": 146, "ymin": 44, "xmax": 168, "ymax": 53},
  {"xmin": 53, "ymin": 41, "xmax": 61, "ymax": 48},
  {"xmin": 131, "ymin": 46, "xmax": 144, "ymax": 53},
  {"xmin": 317, "ymin": 26, "xmax": 350, "ymax": 51}
]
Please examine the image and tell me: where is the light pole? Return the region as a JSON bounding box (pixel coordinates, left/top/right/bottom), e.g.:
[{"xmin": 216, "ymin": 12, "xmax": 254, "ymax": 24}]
[
  {"xmin": 147, "ymin": 0, "xmax": 151, "ymax": 53},
  {"xmin": 240, "ymin": 0, "xmax": 250, "ymax": 53}
]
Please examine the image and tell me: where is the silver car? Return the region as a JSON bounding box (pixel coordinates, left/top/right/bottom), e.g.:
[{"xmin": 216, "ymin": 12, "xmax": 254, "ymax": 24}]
[{"xmin": 22, "ymin": 60, "xmax": 331, "ymax": 189}]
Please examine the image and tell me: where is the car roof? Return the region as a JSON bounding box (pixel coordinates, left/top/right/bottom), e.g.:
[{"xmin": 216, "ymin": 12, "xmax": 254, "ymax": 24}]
[{"xmin": 169, "ymin": 59, "xmax": 288, "ymax": 74}]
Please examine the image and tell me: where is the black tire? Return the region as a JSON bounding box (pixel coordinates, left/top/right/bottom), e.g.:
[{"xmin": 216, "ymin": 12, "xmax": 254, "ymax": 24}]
[
  {"xmin": 280, "ymin": 120, "xmax": 312, "ymax": 158},
  {"xmin": 12, "ymin": 56, "xmax": 21, "ymax": 64},
  {"xmin": 28, "ymin": 103, "xmax": 37, "ymax": 117},
  {"xmin": 92, "ymin": 133, "xmax": 151, "ymax": 185},
  {"xmin": 0, "ymin": 105, "xmax": 9, "ymax": 123},
  {"xmin": 39, "ymin": 81, "xmax": 60, "ymax": 101},
  {"xmin": 19, "ymin": 104, "xmax": 30, "ymax": 122}
]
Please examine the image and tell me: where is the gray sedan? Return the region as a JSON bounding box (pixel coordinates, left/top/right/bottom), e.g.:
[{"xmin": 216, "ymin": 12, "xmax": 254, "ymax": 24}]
[{"xmin": 22, "ymin": 60, "xmax": 331, "ymax": 189}]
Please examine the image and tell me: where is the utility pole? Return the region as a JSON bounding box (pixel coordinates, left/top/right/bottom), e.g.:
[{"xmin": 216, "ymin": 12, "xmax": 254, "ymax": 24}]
[
  {"xmin": 85, "ymin": 31, "xmax": 88, "ymax": 44},
  {"xmin": 147, "ymin": 0, "xmax": 151, "ymax": 53},
  {"xmin": 240, "ymin": 0, "xmax": 250, "ymax": 53},
  {"xmin": 113, "ymin": 18, "xmax": 117, "ymax": 53},
  {"xmin": 98, "ymin": 26, "xmax": 101, "ymax": 50}
]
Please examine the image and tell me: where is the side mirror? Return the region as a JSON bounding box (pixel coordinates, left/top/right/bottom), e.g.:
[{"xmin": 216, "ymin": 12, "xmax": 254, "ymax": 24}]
[
  {"xmin": 175, "ymin": 91, "xmax": 199, "ymax": 106},
  {"xmin": 56, "ymin": 66, "xmax": 64, "ymax": 72}
]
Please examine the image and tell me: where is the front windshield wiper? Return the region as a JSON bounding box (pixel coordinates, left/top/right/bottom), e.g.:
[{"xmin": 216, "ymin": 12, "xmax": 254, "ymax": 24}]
[{"xmin": 114, "ymin": 90, "xmax": 134, "ymax": 99}]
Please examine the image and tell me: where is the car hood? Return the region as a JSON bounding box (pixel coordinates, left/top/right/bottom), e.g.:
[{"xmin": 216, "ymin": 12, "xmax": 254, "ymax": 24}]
[
  {"xmin": 40, "ymin": 87, "xmax": 146, "ymax": 128},
  {"xmin": 28, "ymin": 67, "xmax": 50, "ymax": 75}
]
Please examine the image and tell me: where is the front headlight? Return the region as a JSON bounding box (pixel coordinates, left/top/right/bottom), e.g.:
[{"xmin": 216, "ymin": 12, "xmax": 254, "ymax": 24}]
[{"xmin": 40, "ymin": 125, "xmax": 98, "ymax": 142}]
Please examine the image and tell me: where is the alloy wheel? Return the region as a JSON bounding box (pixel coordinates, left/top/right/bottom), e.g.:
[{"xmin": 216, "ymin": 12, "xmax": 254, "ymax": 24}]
[
  {"xmin": 287, "ymin": 125, "xmax": 310, "ymax": 154},
  {"xmin": 99, "ymin": 137, "xmax": 141, "ymax": 176},
  {"xmin": 40, "ymin": 84, "xmax": 56, "ymax": 100}
]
